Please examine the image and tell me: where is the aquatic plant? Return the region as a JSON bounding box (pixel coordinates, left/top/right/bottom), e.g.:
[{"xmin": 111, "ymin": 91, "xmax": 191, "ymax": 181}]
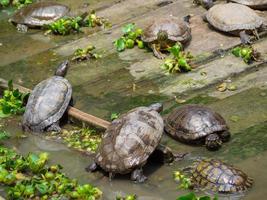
[
  {"xmin": 44, "ymin": 16, "xmax": 83, "ymax": 35},
  {"xmin": 161, "ymin": 44, "xmax": 193, "ymax": 74},
  {"xmin": 57, "ymin": 127, "xmax": 102, "ymax": 153},
  {"xmin": 177, "ymin": 192, "xmax": 218, "ymax": 200},
  {"xmin": 173, "ymin": 171, "xmax": 192, "ymax": 190},
  {"xmin": 0, "ymin": 130, "xmax": 10, "ymax": 140},
  {"xmin": 116, "ymin": 194, "xmax": 137, "ymax": 200},
  {"xmin": 110, "ymin": 112, "xmax": 119, "ymax": 121},
  {"xmin": 0, "ymin": 146, "xmax": 102, "ymax": 199},
  {"xmin": 71, "ymin": 45, "xmax": 102, "ymax": 62},
  {"xmin": 231, "ymin": 45, "xmax": 260, "ymax": 64},
  {"xmin": 114, "ymin": 23, "xmax": 144, "ymax": 52},
  {"xmin": 0, "ymin": 80, "xmax": 29, "ymax": 118},
  {"xmin": 0, "ymin": 0, "xmax": 33, "ymax": 8},
  {"xmin": 84, "ymin": 10, "xmax": 111, "ymax": 29}
]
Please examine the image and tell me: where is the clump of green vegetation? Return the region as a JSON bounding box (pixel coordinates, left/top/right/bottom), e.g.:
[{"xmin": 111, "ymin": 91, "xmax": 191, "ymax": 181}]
[
  {"xmin": 71, "ymin": 45, "xmax": 102, "ymax": 62},
  {"xmin": 0, "ymin": 0, "xmax": 33, "ymax": 8},
  {"xmin": 0, "ymin": 146, "xmax": 102, "ymax": 199},
  {"xmin": 161, "ymin": 44, "xmax": 193, "ymax": 74},
  {"xmin": 0, "ymin": 130, "xmax": 10, "ymax": 140},
  {"xmin": 58, "ymin": 127, "xmax": 102, "ymax": 153},
  {"xmin": 231, "ymin": 45, "xmax": 260, "ymax": 64},
  {"xmin": 173, "ymin": 171, "xmax": 192, "ymax": 190},
  {"xmin": 177, "ymin": 192, "xmax": 218, "ymax": 200},
  {"xmin": 0, "ymin": 80, "xmax": 29, "ymax": 118},
  {"xmin": 114, "ymin": 23, "xmax": 144, "ymax": 52},
  {"xmin": 116, "ymin": 194, "xmax": 137, "ymax": 200},
  {"xmin": 84, "ymin": 10, "xmax": 111, "ymax": 29},
  {"xmin": 44, "ymin": 16, "xmax": 83, "ymax": 35},
  {"xmin": 45, "ymin": 11, "xmax": 111, "ymax": 36},
  {"xmin": 110, "ymin": 112, "xmax": 120, "ymax": 121}
]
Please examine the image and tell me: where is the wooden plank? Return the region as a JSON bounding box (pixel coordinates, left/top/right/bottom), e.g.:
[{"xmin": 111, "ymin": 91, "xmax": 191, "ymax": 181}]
[{"xmin": 0, "ymin": 78, "xmax": 111, "ymax": 129}]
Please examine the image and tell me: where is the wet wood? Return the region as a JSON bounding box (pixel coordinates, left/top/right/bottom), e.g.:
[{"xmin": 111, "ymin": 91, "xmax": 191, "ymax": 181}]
[{"xmin": 0, "ymin": 78, "xmax": 110, "ymax": 129}]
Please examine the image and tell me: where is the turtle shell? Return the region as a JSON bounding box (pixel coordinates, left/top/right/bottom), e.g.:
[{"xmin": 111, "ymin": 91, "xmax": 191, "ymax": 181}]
[
  {"xmin": 10, "ymin": 2, "xmax": 70, "ymax": 27},
  {"xmin": 141, "ymin": 16, "xmax": 191, "ymax": 44},
  {"xmin": 95, "ymin": 106, "xmax": 164, "ymax": 174},
  {"xmin": 191, "ymin": 159, "xmax": 253, "ymax": 193},
  {"xmin": 229, "ymin": 0, "xmax": 267, "ymax": 10},
  {"xmin": 165, "ymin": 105, "xmax": 228, "ymax": 142},
  {"xmin": 206, "ymin": 3, "xmax": 263, "ymax": 33},
  {"xmin": 22, "ymin": 76, "xmax": 72, "ymax": 132}
]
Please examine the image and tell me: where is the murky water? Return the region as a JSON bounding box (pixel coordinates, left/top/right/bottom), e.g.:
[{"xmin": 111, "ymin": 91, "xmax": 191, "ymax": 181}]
[
  {"xmin": 1, "ymin": 87, "xmax": 267, "ymax": 199},
  {"xmin": 1, "ymin": 0, "xmax": 267, "ymax": 199}
]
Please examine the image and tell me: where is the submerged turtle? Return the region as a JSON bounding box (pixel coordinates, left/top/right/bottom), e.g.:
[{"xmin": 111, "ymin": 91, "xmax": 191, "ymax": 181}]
[
  {"xmin": 22, "ymin": 60, "xmax": 72, "ymax": 133},
  {"xmin": 141, "ymin": 15, "xmax": 192, "ymax": 59},
  {"xmin": 10, "ymin": 2, "xmax": 70, "ymax": 32},
  {"xmin": 204, "ymin": 3, "xmax": 267, "ymax": 44},
  {"xmin": 87, "ymin": 103, "xmax": 180, "ymax": 182},
  {"xmin": 165, "ymin": 105, "xmax": 230, "ymax": 150},
  {"xmin": 188, "ymin": 159, "xmax": 253, "ymax": 193},
  {"xmin": 228, "ymin": 0, "xmax": 267, "ymax": 10}
]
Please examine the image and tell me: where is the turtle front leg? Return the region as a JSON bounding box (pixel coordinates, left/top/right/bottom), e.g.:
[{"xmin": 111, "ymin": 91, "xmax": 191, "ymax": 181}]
[
  {"xmin": 85, "ymin": 162, "xmax": 99, "ymax": 172},
  {"xmin": 151, "ymin": 43, "xmax": 165, "ymax": 59},
  {"xmin": 47, "ymin": 122, "xmax": 61, "ymax": 132},
  {"xmin": 131, "ymin": 168, "xmax": 147, "ymax": 183},
  {"xmin": 16, "ymin": 24, "xmax": 28, "ymax": 33},
  {"xmin": 240, "ymin": 30, "xmax": 251, "ymax": 44}
]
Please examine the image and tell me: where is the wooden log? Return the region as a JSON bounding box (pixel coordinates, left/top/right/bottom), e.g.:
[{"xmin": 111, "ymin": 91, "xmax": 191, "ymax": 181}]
[{"xmin": 0, "ymin": 78, "xmax": 111, "ymax": 129}]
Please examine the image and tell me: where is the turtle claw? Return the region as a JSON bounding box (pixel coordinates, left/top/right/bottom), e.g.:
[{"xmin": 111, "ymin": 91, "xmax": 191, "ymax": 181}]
[
  {"xmin": 131, "ymin": 168, "xmax": 147, "ymax": 183},
  {"xmin": 240, "ymin": 31, "xmax": 252, "ymax": 44},
  {"xmin": 47, "ymin": 122, "xmax": 61, "ymax": 132},
  {"xmin": 16, "ymin": 24, "xmax": 28, "ymax": 33},
  {"xmin": 152, "ymin": 44, "xmax": 165, "ymax": 59},
  {"xmin": 85, "ymin": 162, "xmax": 98, "ymax": 172}
]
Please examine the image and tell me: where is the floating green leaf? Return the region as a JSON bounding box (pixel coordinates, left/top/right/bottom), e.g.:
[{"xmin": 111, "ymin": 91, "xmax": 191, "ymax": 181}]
[{"xmin": 71, "ymin": 45, "xmax": 102, "ymax": 62}]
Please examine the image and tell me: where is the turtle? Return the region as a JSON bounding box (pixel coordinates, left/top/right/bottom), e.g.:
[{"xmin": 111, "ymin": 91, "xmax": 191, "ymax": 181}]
[
  {"xmin": 9, "ymin": 2, "xmax": 70, "ymax": 32},
  {"xmin": 204, "ymin": 3, "xmax": 267, "ymax": 44},
  {"xmin": 141, "ymin": 15, "xmax": 192, "ymax": 59},
  {"xmin": 165, "ymin": 105, "xmax": 230, "ymax": 151},
  {"xmin": 227, "ymin": 0, "xmax": 267, "ymax": 10},
  {"xmin": 187, "ymin": 159, "xmax": 253, "ymax": 193},
  {"xmin": 22, "ymin": 60, "xmax": 72, "ymax": 133},
  {"xmin": 87, "ymin": 103, "xmax": 182, "ymax": 182}
]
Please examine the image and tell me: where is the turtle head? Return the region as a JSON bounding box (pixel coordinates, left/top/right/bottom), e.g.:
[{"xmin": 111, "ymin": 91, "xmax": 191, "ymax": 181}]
[
  {"xmin": 55, "ymin": 60, "xmax": 69, "ymax": 77},
  {"xmin": 157, "ymin": 30, "xmax": 169, "ymax": 42},
  {"xmin": 205, "ymin": 133, "xmax": 222, "ymax": 151},
  {"xmin": 148, "ymin": 103, "xmax": 163, "ymax": 113}
]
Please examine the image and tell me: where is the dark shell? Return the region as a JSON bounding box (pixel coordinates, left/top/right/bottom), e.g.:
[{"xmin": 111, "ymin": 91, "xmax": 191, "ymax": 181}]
[
  {"xmin": 206, "ymin": 3, "xmax": 263, "ymax": 32},
  {"xmin": 165, "ymin": 105, "xmax": 228, "ymax": 142},
  {"xmin": 10, "ymin": 2, "xmax": 70, "ymax": 27},
  {"xmin": 191, "ymin": 159, "xmax": 253, "ymax": 193},
  {"xmin": 22, "ymin": 76, "xmax": 72, "ymax": 132},
  {"xmin": 95, "ymin": 106, "xmax": 164, "ymax": 174},
  {"xmin": 229, "ymin": 0, "xmax": 267, "ymax": 10},
  {"xmin": 141, "ymin": 16, "xmax": 191, "ymax": 44}
]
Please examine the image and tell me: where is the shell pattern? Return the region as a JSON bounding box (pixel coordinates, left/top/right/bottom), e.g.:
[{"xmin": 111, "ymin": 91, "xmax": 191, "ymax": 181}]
[
  {"xmin": 165, "ymin": 105, "xmax": 228, "ymax": 142},
  {"xmin": 206, "ymin": 3, "xmax": 263, "ymax": 32},
  {"xmin": 22, "ymin": 76, "xmax": 72, "ymax": 132},
  {"xmin": 95, "ymin": 106, "xmax": 164, "ymax": 174},
  {"xmin": 141, "ymin": 16, "xmax": 191, "ymax": 44},
  {"xmin": 229, "ymin": 0, "xmax": 267, "ymax": 9},
  {"xmin": 11, "ymin": 2, "xmax": 70, "ymax": 27},
  {"xmin": 191, "ymin": 159, "xmax": 253, "ymax": 193}
]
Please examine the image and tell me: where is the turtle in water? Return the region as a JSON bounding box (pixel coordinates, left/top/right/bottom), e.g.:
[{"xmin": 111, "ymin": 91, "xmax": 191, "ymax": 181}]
[
  {"xmin": 141, "ymin": 15, "xmax": 192, "ymax": 59},
  {"xmin": 187, "ymin": 159, "xmax": 253, "ymax": 193},
  {"xmin": 22, "ymin": 60, "xmax": 72, "ymax": 133},
  {"xmin": 165, "ymin": 105, "xmax": 230, "ymax": 151},
  {"xmin": 204, "ymin": 3, "xmax": 267, "ymax": 44},
  {"xmin": 227, "ymin": 0, "xmax": 267, "ymax": 10},
  {"xmin": 87, "ymin": 103, "xmax": 183, "ymax": 182},
  {"xmin": 10, "ymin": 2, "xmax": 70, "ymax": 32}
]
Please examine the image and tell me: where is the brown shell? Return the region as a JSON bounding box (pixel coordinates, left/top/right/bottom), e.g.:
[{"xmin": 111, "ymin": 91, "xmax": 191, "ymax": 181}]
[
  {"xmin": 165, "ymin": 105, "xmax": 228, "ymax": 142},
  {"xmin": 229, "ymin": 0, "xmax": 267, "ymax": 9},
  {"xmin": 141, "ymin": 16, "xmax": 191, "ymax": 44},
  {"xmin": 191, "ymin": 159, "xmax": 253, "ymax": 193},
  {"xmin": 95, "ymin": 106, "xmax": 164, "ymax": 174},
  {"xmin": 206, "ymin": 3, "xmax": 263, "ymax": 32},
  {"xmin": 10, "ymin": 2, "xmax": 70, "ymax": 27}
]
